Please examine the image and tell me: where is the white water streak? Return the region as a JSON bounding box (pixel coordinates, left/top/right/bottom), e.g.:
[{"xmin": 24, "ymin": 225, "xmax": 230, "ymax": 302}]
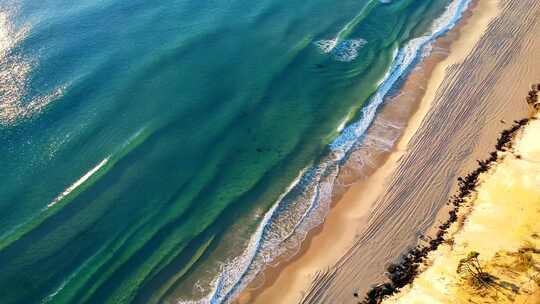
[{"xmin": 47, "ymin": 157, "xmax": 110, "ymax": 208}]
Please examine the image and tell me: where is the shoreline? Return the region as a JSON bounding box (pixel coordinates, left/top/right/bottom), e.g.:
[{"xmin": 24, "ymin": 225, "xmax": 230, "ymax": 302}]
[
  {"xmin": 298, "ymin": 0, "xmax": 540, "ymax": 301},
  {"xmin": 236, "ymin": 0, "xmax": 497, "ymax": 303}
]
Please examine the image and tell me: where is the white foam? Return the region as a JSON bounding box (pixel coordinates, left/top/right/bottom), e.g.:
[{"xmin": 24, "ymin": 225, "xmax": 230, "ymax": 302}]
[
  {"xmin": 336, "ymin": 113, "xmax": 353, "ymax": 132},
  {"xmin": 329, "ymin": 0, "xmax": 471, "ymax": 155},
  {"xmin": 314, "ymin": 39, "xmax": 338, "ymax": 54},
  {"xmin": 315, "ymin": 38, "xmax": 367, "ymax": 62},
  {"xmin": 177, "ymin": 168, "xmax": 310, "ymax": 304},
  {"xmin": 313, "ymin": 1, "xmax": 372, "ymax": 62},
  {"xmin": 47, "ymin": 157, "xmax": 110, "ymax": 209}
]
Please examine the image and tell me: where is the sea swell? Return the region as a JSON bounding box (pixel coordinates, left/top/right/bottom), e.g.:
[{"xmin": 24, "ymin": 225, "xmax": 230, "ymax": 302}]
[{"xmin": 180, "ymin": 0, "xmax": 472, "ymax": 303}]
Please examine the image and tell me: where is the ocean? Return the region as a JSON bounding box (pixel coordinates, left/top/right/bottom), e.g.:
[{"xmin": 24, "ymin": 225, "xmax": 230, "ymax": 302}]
[{"xmin": 0, "ymin": 0, "xmax": 469, "ymax": 303}]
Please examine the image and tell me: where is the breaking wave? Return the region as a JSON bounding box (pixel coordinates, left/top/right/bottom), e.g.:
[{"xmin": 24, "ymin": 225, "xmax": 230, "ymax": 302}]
[{"xmin": 315, "ymin": 38, "xmax": 368, "ymax": 62}]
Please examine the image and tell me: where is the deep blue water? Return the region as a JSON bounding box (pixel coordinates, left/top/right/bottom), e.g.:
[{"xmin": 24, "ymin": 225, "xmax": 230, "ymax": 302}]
[{"xmin": 0, "ymin": 0, "xmax": 469, "ymax": 303}]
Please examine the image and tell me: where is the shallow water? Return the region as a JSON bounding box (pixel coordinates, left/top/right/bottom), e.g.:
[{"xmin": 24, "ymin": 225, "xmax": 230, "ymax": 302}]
[{"xmin": 0, "ymin": 0, "xmax": 465, "ymax": 303}]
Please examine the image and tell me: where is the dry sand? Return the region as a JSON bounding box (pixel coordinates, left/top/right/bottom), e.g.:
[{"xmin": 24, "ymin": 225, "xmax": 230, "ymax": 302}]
[
  {"xmin": 238, "ymin": 0, "xmax": 540, "ymax": 303},
  {"xmin": 384, "ymin": 116, "xmax": 540, "ymax": 304}
]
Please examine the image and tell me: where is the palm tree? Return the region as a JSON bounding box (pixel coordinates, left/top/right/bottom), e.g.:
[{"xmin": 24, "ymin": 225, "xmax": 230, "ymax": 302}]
[{"xmin": 457, "ymin": 251, "xmax": 493, "ymax": 288}]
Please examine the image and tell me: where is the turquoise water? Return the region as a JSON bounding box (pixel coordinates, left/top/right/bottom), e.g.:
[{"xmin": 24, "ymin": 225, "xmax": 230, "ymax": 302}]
[{"xmin": 0, "ymin": 0, "xmax": 469, "ymax": 303}]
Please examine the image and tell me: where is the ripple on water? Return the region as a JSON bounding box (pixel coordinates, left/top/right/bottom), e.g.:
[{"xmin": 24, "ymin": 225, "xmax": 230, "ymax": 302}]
[{"xmin": 0, "ymin": 8, "xmax": 65, "ymax": 127}]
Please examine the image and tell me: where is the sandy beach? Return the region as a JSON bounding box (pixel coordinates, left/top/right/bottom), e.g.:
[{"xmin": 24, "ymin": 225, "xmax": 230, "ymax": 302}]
[
  {"xmin": 238, "ymin": 0, "xmax": 540, "ymax": 303},
  {"xmin": 384, "ymin": 112, "xmax": 540, "ymax": 304}
]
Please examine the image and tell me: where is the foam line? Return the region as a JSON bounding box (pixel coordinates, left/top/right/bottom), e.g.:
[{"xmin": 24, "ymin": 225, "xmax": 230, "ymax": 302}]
[{"xmin": 47, "ymin": 157, "xmax": 110, "ymax": 208}]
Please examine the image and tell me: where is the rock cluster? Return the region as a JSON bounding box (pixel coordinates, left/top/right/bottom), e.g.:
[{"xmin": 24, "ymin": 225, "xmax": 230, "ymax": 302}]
[{"xmin": 526, "ymin": 84, "xmax": 540, "ymax": 111}]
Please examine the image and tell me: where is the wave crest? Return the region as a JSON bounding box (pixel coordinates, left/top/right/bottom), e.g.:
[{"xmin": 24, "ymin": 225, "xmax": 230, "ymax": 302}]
[{"xmin": 315, "ymin": 38, "xmax": 367, "ymax": 62}]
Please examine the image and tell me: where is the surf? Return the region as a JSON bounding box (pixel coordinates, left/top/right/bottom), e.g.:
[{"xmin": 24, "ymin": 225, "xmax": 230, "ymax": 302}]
[{"xmin": 192, "ymin": 0, "xmax": 474, "ymax": 302}]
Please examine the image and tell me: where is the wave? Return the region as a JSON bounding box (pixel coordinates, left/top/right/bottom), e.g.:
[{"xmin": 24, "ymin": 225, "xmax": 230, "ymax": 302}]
[
  {"xmin": 47, "ymin": 124, "xmax": 150, "ymax": 210},
  {"xmin": 47, "ymin": 157, "xmax": 110, "ymax": 208},
  {"xmin": 313, "ymin": 0, "xmax": 378, "ymax": 62},
  {"xmin": 0, "ymin": 124, "xmax": 152, "ymax": 253},
  {"xmin": 0, "ymin": 154, "xmax": 112, "ymax": 253},
  {"xmin": 315, "ymin": 38, "xmax": 367, "ymax": 62},
  {"xmin": 179, "ymin": 0, "xmax": 472, "ymax": 302}
]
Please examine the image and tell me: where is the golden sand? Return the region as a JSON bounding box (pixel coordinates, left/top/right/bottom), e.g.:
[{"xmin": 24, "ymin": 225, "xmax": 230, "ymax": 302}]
[{"xmin": 384, "ymin": 117, "xmax": 540, "ymax": 304}]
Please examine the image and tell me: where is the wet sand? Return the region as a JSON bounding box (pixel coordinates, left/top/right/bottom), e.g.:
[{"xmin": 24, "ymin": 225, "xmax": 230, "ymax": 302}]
[{"xmin": 238, "ymin": 0, "xmax": 540, "ymax": 303}]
